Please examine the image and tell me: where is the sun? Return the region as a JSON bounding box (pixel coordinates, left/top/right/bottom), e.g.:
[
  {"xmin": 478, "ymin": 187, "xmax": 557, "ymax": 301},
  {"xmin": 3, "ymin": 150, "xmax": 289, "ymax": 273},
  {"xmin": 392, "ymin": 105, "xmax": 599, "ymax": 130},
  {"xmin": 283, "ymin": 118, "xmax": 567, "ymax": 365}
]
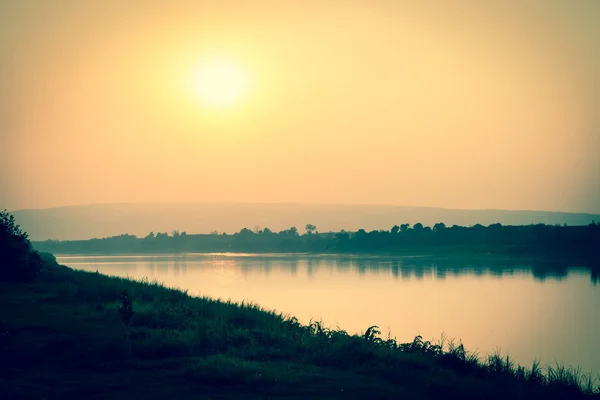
[{"xmin": 190, "ymin": 58, "xmax": 248, "ymax": 110}]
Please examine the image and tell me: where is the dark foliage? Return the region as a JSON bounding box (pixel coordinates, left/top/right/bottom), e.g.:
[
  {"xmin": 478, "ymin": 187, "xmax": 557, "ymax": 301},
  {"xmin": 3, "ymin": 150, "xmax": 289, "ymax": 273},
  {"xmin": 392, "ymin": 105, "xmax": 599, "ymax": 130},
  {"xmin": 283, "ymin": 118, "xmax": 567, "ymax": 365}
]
[
  {"xmin": 0, "ymin": 210, "xmax": 42, "ymax": 282},
  {"xmin": 34, "ymin": 222, "xmax": 600, "ymax": 265}
]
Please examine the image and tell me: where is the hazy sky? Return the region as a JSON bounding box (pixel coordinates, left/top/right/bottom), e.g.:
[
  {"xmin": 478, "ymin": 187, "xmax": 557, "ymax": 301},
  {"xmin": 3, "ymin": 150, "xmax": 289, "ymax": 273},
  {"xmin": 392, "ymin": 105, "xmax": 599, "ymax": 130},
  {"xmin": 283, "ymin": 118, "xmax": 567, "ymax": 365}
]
[{"xmin": 1, "ymin": 1, "xmax": 599, "ymax": 213}]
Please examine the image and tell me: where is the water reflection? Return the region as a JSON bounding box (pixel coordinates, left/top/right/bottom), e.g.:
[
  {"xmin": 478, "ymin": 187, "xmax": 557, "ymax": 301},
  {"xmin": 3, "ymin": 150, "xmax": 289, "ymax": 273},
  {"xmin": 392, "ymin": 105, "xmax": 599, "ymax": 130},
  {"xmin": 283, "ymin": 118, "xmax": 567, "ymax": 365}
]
[
  {"xmin": 230, "ymin": 255, "xmax": 593, "ymax": 283},
  {"xmin": 58, "ymin": 253, "xmax": 599, "ymax": 284}
]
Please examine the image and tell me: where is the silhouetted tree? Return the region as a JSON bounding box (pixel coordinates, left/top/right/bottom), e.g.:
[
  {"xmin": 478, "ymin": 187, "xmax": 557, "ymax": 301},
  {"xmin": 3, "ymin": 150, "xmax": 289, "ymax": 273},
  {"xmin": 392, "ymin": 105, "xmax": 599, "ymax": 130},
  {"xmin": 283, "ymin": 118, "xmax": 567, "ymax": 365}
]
[
  {"xmin": 0, "ymin": 210, "xmax": 42, "ymax": 282},
  {"xmin": 279, "ymin": 227, "xmax": 299, "ymax": 237},
  {"xmin": 433, "ymin": 223, "xmax": 446, "ymax": 232},
  {"xmin": 305, "ymin": 224, "xmax": 317, "ymax": 234},
  {"xmin": 237, "ymin": 228, "xmax": 254, "ymax": 238},
  {"xmin": 391, "ymin": 225, "xmax": 400, "ymax": 234}
]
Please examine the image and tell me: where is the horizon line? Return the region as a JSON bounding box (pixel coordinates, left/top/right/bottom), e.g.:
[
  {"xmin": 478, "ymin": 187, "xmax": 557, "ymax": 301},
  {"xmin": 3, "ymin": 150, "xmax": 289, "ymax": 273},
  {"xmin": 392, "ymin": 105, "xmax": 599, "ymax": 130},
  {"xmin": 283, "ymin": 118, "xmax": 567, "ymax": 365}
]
[{"xmin": 8, "ymin": 201, "xmax": 600, "ymax": 216}]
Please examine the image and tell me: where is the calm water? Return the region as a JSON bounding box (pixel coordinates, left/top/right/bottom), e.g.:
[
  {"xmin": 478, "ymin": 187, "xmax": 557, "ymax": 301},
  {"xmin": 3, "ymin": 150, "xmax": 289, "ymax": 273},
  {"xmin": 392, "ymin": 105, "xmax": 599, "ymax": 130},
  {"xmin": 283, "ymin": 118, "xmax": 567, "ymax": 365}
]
[{"xmin": 56, "ymin": 253, "xmax": 600, "ymax": 374}]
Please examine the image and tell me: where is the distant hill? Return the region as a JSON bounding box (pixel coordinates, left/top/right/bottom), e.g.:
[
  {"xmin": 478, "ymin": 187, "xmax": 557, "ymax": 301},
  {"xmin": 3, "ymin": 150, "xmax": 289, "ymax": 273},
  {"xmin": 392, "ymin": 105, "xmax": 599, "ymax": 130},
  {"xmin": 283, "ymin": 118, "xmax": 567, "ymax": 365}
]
[{"xmin": 9, "ymin": 203, "xmax": 600, "ymax": 241}]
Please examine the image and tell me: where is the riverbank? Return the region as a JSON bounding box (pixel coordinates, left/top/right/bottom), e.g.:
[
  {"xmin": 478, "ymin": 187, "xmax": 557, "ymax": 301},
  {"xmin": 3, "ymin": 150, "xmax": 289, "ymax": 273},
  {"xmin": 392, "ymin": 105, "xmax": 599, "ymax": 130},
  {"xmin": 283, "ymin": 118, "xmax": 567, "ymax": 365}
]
[{"xmin": 1, "ymin": 255, "xmax": 598, "ymax": 399}]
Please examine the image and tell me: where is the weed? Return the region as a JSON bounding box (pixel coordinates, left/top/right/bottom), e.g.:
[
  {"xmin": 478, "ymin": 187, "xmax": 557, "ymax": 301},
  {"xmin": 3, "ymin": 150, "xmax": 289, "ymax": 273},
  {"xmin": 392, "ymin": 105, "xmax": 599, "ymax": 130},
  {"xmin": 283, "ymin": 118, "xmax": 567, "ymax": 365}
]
[
  {"xmin": 364, "ymin": 325, "xmax": 381, "ymax": 343},
  {"xmin": 118, "ymin": 290, "xmax": 134, "ymax": 325}
]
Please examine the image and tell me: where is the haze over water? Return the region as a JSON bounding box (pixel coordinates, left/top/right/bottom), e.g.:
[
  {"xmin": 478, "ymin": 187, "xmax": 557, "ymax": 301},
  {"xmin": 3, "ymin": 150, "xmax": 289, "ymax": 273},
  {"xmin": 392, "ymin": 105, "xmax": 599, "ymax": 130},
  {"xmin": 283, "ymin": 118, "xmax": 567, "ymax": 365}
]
[{"xmin": 57, "ymin": 253, "xmax": 600, "ymax": 374}]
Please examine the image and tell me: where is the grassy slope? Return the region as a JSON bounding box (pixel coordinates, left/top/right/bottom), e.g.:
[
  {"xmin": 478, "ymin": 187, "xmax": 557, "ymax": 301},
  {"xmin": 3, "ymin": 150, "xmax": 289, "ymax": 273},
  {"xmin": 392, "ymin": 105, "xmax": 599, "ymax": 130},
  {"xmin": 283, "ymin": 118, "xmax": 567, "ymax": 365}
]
[{"xmin": 1, "ymin": 256, "xmax": 598, "ymax": 400}]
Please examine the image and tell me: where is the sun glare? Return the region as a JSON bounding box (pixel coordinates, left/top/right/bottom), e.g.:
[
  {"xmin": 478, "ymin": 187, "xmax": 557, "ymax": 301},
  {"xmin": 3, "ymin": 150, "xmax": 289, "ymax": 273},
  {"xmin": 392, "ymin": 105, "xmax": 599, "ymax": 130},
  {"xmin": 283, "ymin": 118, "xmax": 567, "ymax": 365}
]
[{"xmin": 190, "ymin": 58, "xmax": 248, "ymax": 109}]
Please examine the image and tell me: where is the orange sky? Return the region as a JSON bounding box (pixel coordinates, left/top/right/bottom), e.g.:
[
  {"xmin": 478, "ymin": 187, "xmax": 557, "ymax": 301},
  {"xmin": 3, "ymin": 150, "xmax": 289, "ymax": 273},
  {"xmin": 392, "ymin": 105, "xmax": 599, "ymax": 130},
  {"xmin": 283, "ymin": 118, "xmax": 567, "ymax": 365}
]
[{"xmin": 1, "ymin": 1, "xmax": 599, "ymax": 213}]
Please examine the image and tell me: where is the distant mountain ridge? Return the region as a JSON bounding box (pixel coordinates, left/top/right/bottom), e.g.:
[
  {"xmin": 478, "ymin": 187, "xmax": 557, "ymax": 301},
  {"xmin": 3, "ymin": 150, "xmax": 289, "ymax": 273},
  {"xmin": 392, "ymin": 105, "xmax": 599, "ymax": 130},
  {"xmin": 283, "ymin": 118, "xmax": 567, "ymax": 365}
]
[{"xmin": 10, "ymin": 203, "xmax": 600, "ymax": 241}]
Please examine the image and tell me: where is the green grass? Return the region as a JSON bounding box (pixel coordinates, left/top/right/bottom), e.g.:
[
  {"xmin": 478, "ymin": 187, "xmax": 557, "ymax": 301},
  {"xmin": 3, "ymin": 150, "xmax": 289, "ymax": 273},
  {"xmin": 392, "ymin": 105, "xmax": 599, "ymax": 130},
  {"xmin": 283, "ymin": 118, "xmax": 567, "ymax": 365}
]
[{"xmin": 1, "ymin": 256, "xmax": 599, "ymax": 400}]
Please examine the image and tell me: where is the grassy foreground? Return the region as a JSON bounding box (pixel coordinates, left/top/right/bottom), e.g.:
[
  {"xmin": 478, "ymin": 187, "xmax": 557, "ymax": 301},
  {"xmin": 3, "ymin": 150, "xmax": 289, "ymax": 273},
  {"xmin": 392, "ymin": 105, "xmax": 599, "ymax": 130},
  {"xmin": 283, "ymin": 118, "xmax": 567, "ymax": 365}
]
[{"xmin": 1, "ymin": 255, "xmax": 599, "ymax": 400}]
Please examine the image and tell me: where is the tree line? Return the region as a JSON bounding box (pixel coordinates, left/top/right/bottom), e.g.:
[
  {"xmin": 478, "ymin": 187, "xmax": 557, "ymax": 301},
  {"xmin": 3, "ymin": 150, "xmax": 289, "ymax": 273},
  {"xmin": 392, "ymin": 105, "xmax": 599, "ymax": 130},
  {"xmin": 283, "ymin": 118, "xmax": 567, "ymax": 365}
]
[{"xmin": 33, "ymin": 222, "xmax": 599, "ymax": 262}]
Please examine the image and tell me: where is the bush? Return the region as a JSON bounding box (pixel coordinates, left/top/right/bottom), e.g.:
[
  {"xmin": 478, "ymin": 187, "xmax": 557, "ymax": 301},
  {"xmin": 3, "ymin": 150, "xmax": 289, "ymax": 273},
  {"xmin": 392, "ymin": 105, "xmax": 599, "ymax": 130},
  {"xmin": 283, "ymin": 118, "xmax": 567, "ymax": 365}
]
[{"xmin": 0, "ymin": 210, "xmax": 42, "ymax": 282}]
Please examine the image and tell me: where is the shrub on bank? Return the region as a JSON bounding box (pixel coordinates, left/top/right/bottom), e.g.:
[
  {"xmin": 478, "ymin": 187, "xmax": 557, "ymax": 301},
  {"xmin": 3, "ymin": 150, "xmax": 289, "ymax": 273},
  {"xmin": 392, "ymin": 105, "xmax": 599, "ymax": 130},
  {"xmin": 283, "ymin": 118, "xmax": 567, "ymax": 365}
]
[{"xmin": 0, "ymin": 209, "xmax": 42, "ymax": 282}]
